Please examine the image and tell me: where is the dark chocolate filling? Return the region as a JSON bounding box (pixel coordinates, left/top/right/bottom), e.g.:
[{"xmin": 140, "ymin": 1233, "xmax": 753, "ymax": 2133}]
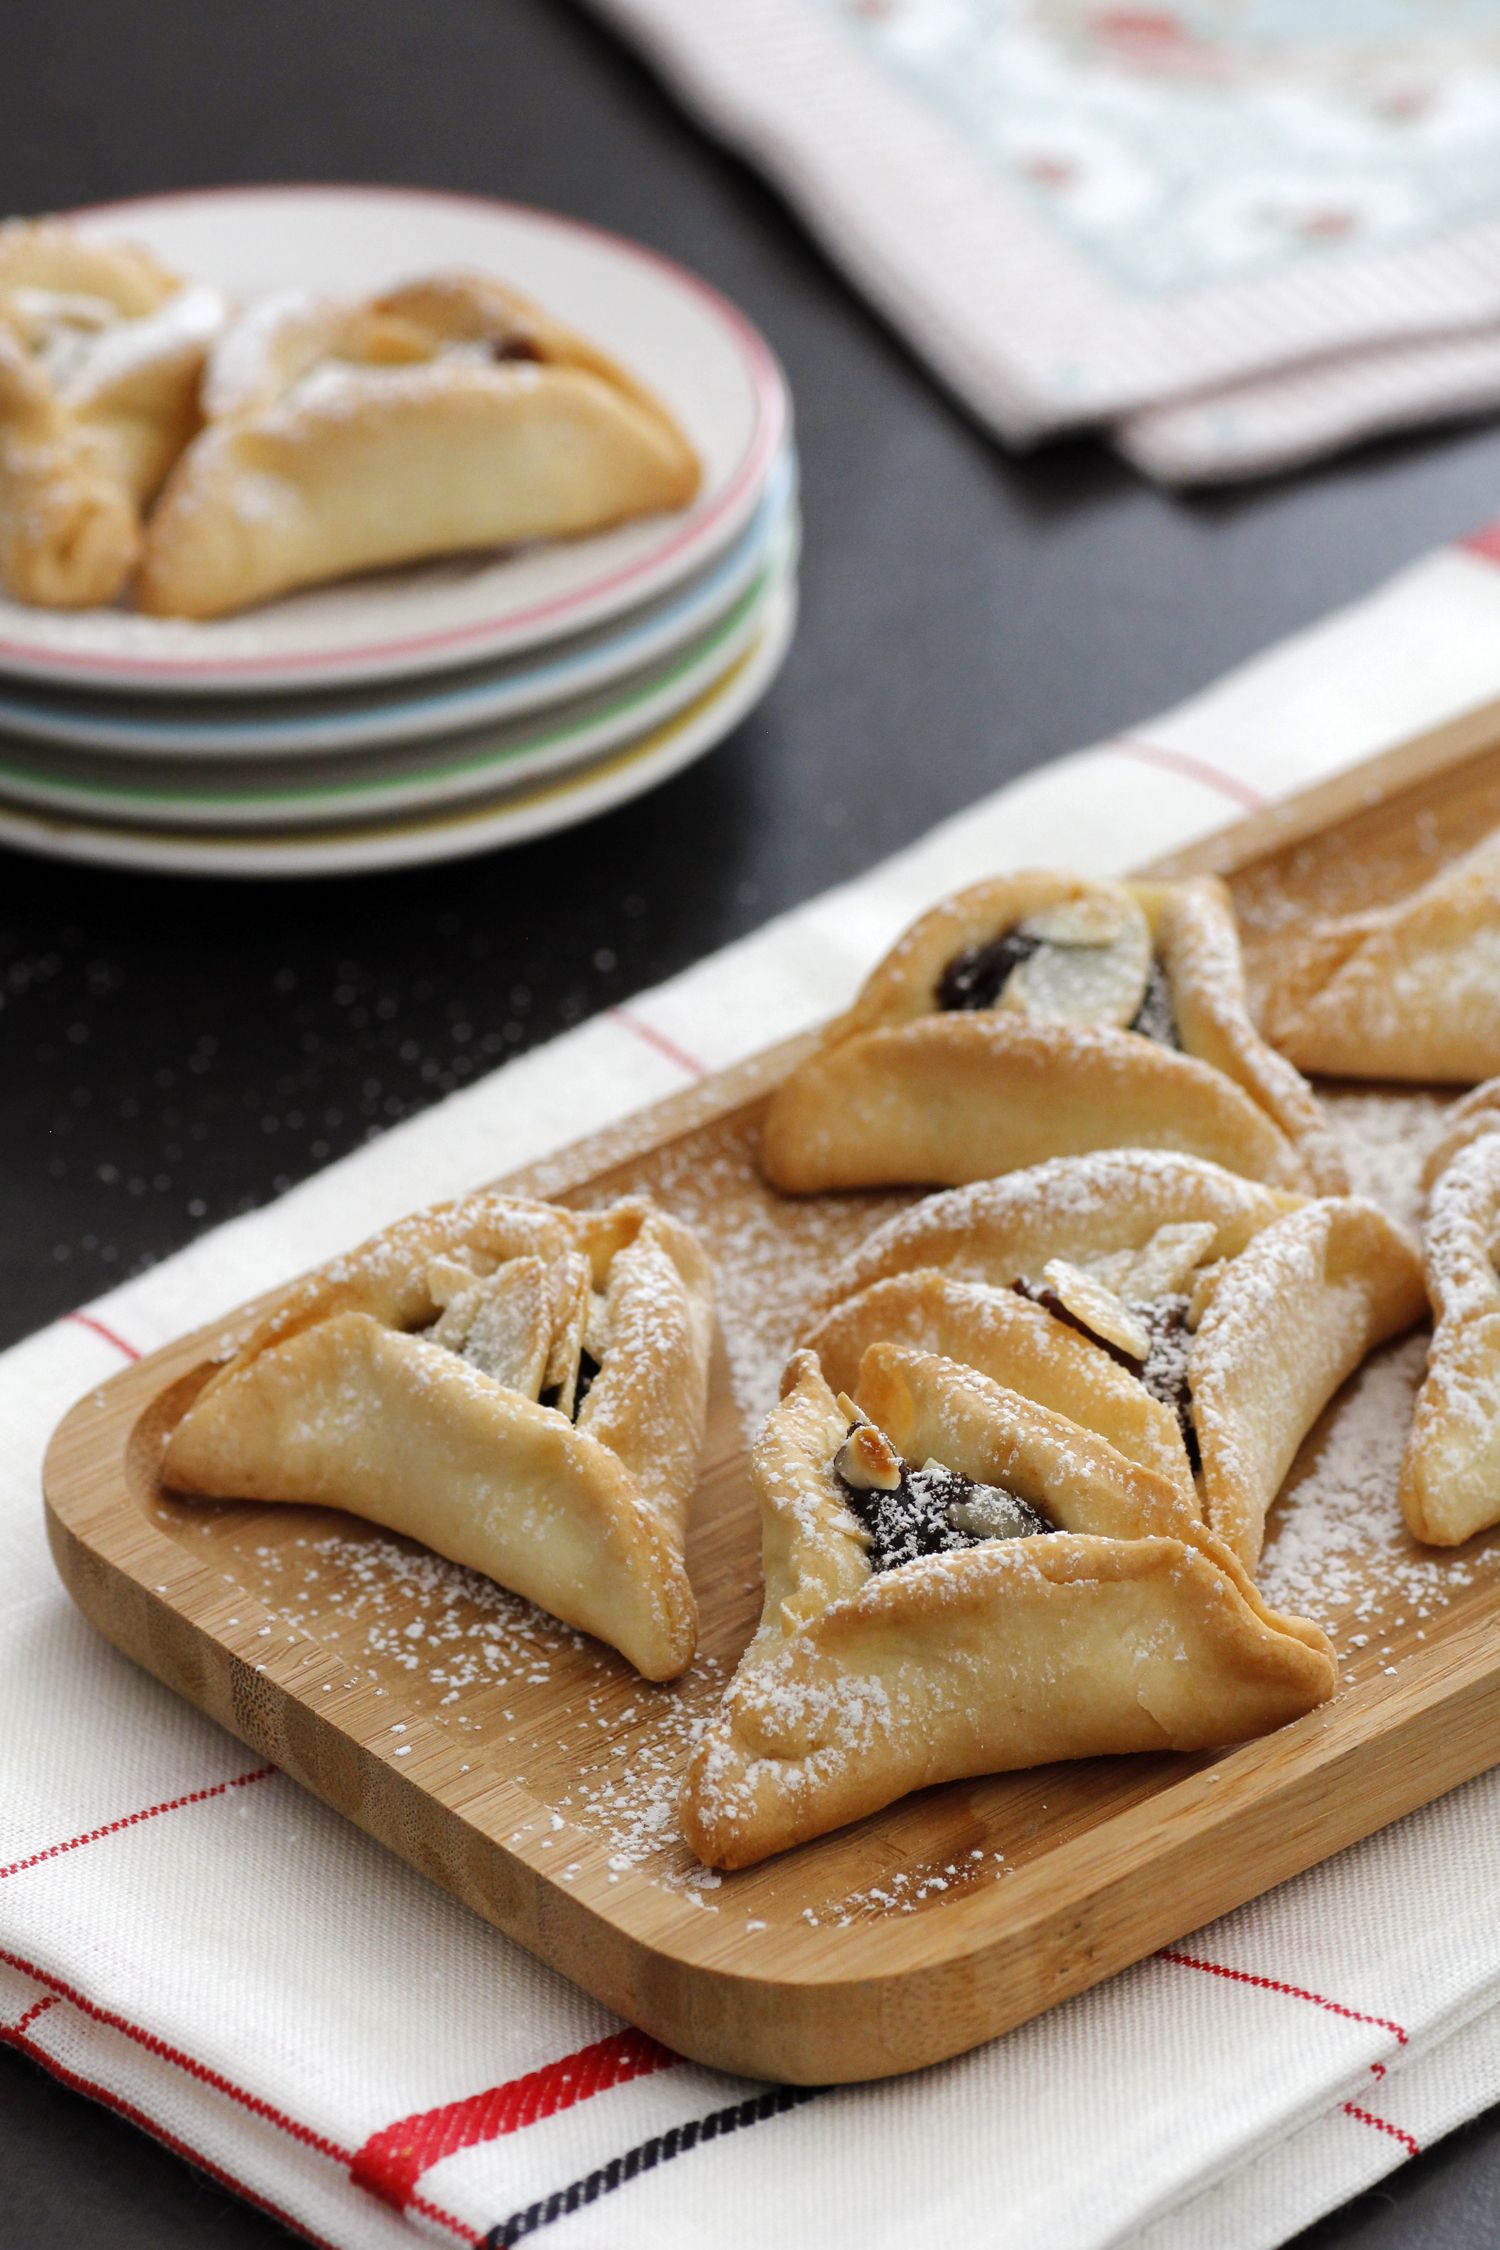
[
  {"xmin": 539, "ymin": 1346, "xmax": 602, "ymax": 1419},
  {"xmin": 835, "ymin": 1446, "xmax": 1053, "ymax": 1574},
  {"xmin": 491, "ymin": 335, "xmax": 542, "ymax": 363},
  {"xmin": 1128, "ymin": 957, "xmax": 1182, "ymax": 1049},
  {"xmin": 1014, "ymin": 1280, "xmax": 1200, "ymax": 1473},
  {"xmin": 935, "ymin": 926, "xmax": 1041, "ymax": 1012},
  {"xmin": 936, "ymin": 925, "xmax": 1179, "ymax": 1047}
]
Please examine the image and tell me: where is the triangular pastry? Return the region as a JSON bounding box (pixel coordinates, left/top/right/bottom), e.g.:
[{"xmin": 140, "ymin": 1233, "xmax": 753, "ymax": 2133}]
[
  {"xmin": 1400, "ymin": 1103, "xmax": 1500, "ymax": 1545},
  {"xmin": 162, "ymin": 1191, "xmax": 714, "ymax": 1679},
  {"xmin": 1261, "ymin": 831, "xmax": 1500, "ymax": 1082},
  {"xmin": 137, "ymin": 271, "xmax": 701, "ymax": 619},
  {"xmin": 760, "ymin": 873, "xmax": 1346, "ymax": 1195},
  {"xmin": 0, "ymin": 220, "xmax": 224, "ymax": 607},
  {"xmin": 802, "ymin": 1152, "xmax": 1424, "ymax": 1571},
  {"xmin": 680, "ymin": 1347, "xmax": 1335, "ymax": 1867}
]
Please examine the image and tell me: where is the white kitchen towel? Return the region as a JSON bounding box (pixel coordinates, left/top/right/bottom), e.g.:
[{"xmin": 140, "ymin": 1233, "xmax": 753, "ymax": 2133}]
[
  {"xmin": 586, "ymin": 0, "xmax": 1500, "ymax": 482},
  {"xmin": 10, "ymin": 523, "xmax": 1500, "ymax": 2248}
]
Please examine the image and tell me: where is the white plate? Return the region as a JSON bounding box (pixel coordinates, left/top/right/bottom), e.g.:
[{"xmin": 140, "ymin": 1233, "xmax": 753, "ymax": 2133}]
[
  {"xmin": 0, "ymin": 450, "xmax": 796, "ymax": 758},
  {"xmin": 0, "ymin": 579, "xmax": 796, "ymax": 877},
  {"xmin": 0, "ymin": 185, "xmax": 788, "ymax": 695},
  {"xmin": 0, "ymin": 521, "xmax": 796, "ymax": 829}
]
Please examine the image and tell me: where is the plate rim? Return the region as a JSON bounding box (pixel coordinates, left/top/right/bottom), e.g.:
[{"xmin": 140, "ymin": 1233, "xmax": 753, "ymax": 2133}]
[
  {"xmin": 0, "ymin": 577, "xmax": 796, "ymax": 875},
  {"xmin": 0, "ymin": 182, "xmax": 788, "ymax": 692},
  {"xmin": 0, "ymin": 450, "xmax": 797, "ymax": 758},
  {"xmin": 0, "ymin": 539, "xmax": 793, "ymax": 826}
]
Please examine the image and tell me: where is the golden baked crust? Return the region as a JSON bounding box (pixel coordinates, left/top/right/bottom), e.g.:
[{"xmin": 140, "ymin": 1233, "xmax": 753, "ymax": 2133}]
[
  {"xmin": 760, "ymin": 873, "xmax": 1345, "ymax": 1195},
  {"xmin": 1400, "ymin": 1126, "xmax": 1500, "ymax": 1546},
  {"xmin": 0, "ymin": 219, "xmax": 223, "ymax": 607},
  {"xmin": 1261, "ymin": 833, "xmax": 1500, "ymax": 1083},
  {"xmin": 162, "ymin": 1191, "xmax": 714, "ymax": 1679},
  {"xmin": 1419, "ymin": 1079, "xmax": 1500, "ymax": 1192},
  {"xmin": 803, "ymin": 1151, "xmax": 1424, "ymax": 1570},
  {"xmin": 680, "ymin": 1349, "xmax": 1334, "ymax": 1867},
  {"xmin": 803, "ymin": 1271, "xmax": 1196, "ymax": 1499},
  {"xmin": 138, "ymin": 271, "xmax": 701, "ymax": 619}
]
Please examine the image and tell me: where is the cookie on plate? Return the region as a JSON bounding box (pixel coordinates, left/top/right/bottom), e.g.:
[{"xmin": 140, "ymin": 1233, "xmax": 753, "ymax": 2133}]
[
  {"xmin": 0, "ymin": 219, "xmax": 223, "ymax": 606},
  {"xmin": 138, "ymin": 271, "xmax": 701, "ymax": 618}
]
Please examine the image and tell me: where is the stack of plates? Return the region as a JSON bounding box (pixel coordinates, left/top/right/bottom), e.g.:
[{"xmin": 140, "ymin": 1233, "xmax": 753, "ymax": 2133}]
[{"xmin": 0, "ymin": 187, "xmax": 796, "ymax": 877}]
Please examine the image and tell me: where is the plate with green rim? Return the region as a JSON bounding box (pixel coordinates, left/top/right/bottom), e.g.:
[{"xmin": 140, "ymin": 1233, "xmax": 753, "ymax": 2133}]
[
  {"xmin": 0, "ymin": 574, "xmax": 796, "ymax": 877},
  {"xmin": 0, "ymin": 517, "xmax": 795, "ymax": 831}
]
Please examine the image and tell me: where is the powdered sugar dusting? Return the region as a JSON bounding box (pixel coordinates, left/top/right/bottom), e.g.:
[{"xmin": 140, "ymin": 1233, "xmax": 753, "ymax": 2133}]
[
  {"xmin": 610, "ymin": 1115, "xmax": 906, "ymax": 1433},
  {"xmin": 1322, "ymin": 1086, "xmax": 1452, "ymax": 1232},
  {"xmin": 153, "ymin": 1063, "xmax": 1500, "ymax": 1926}
]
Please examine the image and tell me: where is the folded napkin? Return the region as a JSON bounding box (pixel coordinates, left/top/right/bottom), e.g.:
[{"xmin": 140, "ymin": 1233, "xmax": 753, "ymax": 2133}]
[
  {"xmin": 10, "ymin": 525, "xmax": 1500, "ymax": 2248},
  {"xmin": 586, "ymin": 0, "xmax": 1500, "ymax": 482}
]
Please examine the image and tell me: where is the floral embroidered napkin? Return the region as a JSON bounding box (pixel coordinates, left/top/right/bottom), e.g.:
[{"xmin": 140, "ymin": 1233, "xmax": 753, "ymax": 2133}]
[{"xmin": 589, "ymin": 0, "xmax": 1500, "ymax": 480}]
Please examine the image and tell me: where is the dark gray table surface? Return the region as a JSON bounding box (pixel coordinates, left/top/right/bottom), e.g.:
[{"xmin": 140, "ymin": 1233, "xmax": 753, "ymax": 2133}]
[{"xmin": 8, "ymin": 0, "xmax": 1500, "ymax": 2241}]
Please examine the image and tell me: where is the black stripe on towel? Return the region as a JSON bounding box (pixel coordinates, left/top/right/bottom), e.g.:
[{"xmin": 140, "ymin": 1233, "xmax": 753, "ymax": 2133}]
[{"xmin": 483, "ymin": 2084, "xmax": 820, "ymax": 2245}]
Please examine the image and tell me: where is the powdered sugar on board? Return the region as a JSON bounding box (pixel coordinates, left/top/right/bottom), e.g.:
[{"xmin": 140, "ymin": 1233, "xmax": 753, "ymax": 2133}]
[
  {"xmin": 597, "ymin": 1114, "xmax": 907, "ymax": 1434},
  {"xmin": 150, "ymin": 1064, "xmax": 1500, "ymax": 1923}
]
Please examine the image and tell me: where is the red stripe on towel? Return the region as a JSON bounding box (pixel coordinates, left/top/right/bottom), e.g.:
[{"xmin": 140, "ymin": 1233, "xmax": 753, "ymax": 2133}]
[
  {"xmin": 1343, "ymin": 2102, "xmax": 1420, "ymax": 2158},
  {"xmin": 1110, "ymin": 737, "xmax": 1266, "ymax": 810},
  {"xmin": 1460, "ymin": 522, "xmax": 1500, "ymax": 567},
  {"xmin": 65, "ymin": 1309, "xmax": 141, "ymax": 1359},
  {"xmin": 0, "ymin": 1944, "xmax": 352, "ymax": 2166},
  {"xmin": 1161, "ymin": 1949, "xmax": 1408, "ymax": 2042},
  {"xmin": 607, "ymin": 1007, "xmax": 706, "ymax": 1078},
  {"xmin": 0, "ymin": 2007, "xmax": 349, "ymax": 2250},
  {"xmin": 0, "ymin": 1766, "xmax": 275, "ymax": 1882},
  {"xmin": 352, "ymin": 2027, "xmax": 678, "ymax": 2210}
]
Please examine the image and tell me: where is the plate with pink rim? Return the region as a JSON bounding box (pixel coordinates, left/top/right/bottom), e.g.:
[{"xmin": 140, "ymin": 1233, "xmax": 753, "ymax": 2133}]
[
  {"xmin": 0, "ymin": 576, "xmax": 796, "ymax": 876},
  {"xmin": 0, "ymin": 185, "xmax": 789, "ymax": 697}
]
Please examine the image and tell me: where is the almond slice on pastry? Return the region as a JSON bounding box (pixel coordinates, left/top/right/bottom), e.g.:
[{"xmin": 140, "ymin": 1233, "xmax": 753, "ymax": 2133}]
[
  {"xmin": 760, "ymin": 872, "xmax": 1345, "ymax": 1196},
  {"xmin": 137, "ymin": 271, "xmax": 701, "ymax": 619},
  {"xmin": 0, "ymin": 219, "xmax": 225, "ymax": 607},
  {"xmin": 680, "ymin": 1349, "xmax": 1334, "ymax": 1868},
  {"xmin": 805, "ymin": 1151, "xmax": 1424, "ymax": 1570},
  {"xmin": 1260, "ymin": 831, "xmax": 1500, "ymax": 1083},
  {"xmin": 1399, "ymin": 1131, "xmax": 1500, "ymax": 1546},
  {"xmin": 161, "ymin": 1191, "xmax": 714, "ymax": 1679}
]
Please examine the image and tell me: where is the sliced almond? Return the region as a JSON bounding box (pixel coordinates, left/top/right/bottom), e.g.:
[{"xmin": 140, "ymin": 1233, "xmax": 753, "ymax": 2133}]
[
  {"xmin": 432, "ymin": 1255, "xmax": 551, "ymax": 1397},
  {"xmin": 583, "ymin": 1285, "xmax": 611, "ymax": 1365},
  {"xmin": 832, "ymin": 1404, "xmax": 903, "ymax": 1494},
  {"xmin": 1187, "ymin": 1258, "xmax": 1228, "ymax": 1331},
  {"xmin": 998, "ymin": 891, "xmax": 1152, "ymax": 1029},
  {"xmin": 425, "ymin": 1251, "xmax": 491, "ymax": 1312},
  {"xmin": 542, "ymin": 1251, "xmax": 593, "ymax": 1419},
  {"xmin": 1086, "ymin": 1221, "xmax": 1220, "ymax": 1303},
  {"xmin": 1041, "ymin": 1256, "xmax": 1151, "ymax": 1362}
]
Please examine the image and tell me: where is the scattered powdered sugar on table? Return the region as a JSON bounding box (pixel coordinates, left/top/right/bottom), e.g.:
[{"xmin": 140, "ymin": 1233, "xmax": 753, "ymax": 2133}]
[
  {"xmin": 1321, "ymin": 1085, "xmax": 1452, "ymax": 1232},
  {"xmin": 163, "ymin": 1068, "xmax": 1500, "ymax": 1923},
  {"xmin": 635, "ymin": 1117, "xmax": 905, "ymax": 1435},
  {"xmin": 1259, "ymin": 1332, "xmax": 1478, "ymax": 1639},
  {"xmin": 1254, "ymin": 1086, "xmax": 1493, "ymax": 1658}
]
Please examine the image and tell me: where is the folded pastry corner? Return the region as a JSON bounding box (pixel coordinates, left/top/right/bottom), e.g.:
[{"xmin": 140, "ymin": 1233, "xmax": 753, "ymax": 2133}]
[
  {"xmin": 800, "ymin": 1150, "xmax": 1423, "ymax": 1572},
  {"xmin": 760, "ymin": 872, "xmax": 1345, "ymax": 1197},
  {"xmin": 0, "ymin": 217, "xmax": 225, "ymax": 607},
  {"xmin": 680, "ymin": 1346, "xmax": 1334, "ymax": 1869},
  {"xmin": 1401, "ymin": 1116, "xmax": 1500, "ymax": 1546},
  {"xmin": 138, "ymin": 270, "xmax": 701, "ymax": 619},
  {"xmin": 162, "ymin": 1190, "xmax": 714, "ymax": 1679},
  {"xmin": 1261, "ymin": 831, "xmax": 1500, "ymax": 1083}
]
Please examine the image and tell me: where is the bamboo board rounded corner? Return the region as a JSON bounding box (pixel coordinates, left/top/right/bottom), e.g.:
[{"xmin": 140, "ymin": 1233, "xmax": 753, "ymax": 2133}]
[{"xmin": 39, "ymin": 704, "xmax": 1500, "ymax": 2084}]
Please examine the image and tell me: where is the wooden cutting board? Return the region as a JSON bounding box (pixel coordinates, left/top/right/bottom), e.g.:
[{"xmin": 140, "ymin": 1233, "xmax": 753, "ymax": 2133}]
[{"xmin": 43, "ymin": 694, "xmax": 1500, "ymax": 2086}]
